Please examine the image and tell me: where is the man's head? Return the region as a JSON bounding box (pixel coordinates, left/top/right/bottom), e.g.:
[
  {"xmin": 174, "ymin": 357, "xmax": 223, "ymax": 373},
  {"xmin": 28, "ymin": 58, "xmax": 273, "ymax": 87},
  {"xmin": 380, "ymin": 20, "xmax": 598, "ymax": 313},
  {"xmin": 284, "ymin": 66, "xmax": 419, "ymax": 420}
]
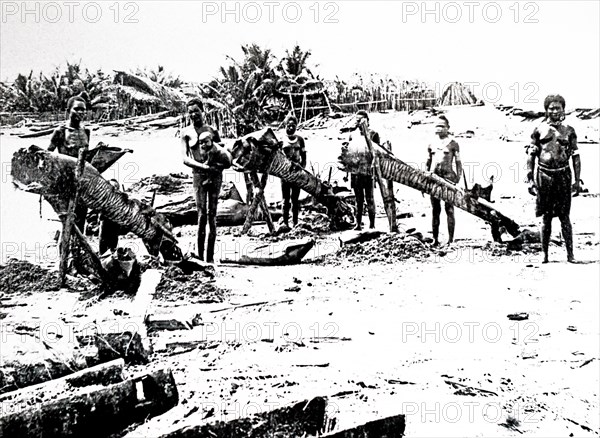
[
  {"xmin": 434, "ymin": 115, "xmax": 450, "ymax": 137},
  {"xmin": 187, "ymin": 98, "xmax": 204, "ymax": 125},
  {"xmin": 199, "ymin": 131, "xmax": 214, "ymax": 151},
  {"xmin": 356, "ymin": 110, "xmax": 369, "ymax": 127},
  {"xmin": 544, "ymin": 94, "xmax": 566, "ymax": 123},
  {"xmin": 285, "ymin": 115, "xmax": 298, "ymax": 136},
  {"xmin": 66, "ymin": 96, "xmax": 87, "ymax": 123}
]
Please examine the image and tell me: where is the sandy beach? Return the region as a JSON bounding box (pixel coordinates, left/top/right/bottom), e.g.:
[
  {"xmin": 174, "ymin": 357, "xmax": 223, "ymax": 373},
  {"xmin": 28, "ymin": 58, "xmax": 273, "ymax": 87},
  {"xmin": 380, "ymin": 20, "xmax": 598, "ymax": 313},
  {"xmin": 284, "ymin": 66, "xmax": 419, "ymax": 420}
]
[{"xmin": 1, "ymin": 104, "xmax": 598, "ymax": 436}]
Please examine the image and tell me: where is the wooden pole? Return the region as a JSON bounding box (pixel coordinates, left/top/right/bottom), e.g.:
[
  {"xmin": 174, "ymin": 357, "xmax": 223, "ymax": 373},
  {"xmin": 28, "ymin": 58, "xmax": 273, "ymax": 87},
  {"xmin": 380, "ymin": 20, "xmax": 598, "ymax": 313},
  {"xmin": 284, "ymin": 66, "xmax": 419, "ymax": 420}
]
[
  {"xmin": 59, "ymin": 146, "xmax": 87, "ymax": 286},
  {"xmin": 242, "ymin": 172, "xmax": 274, "ymax": 234},
  {"xmin": 250, "ymin": 172, "xmax": 275, "ymax": 233},
  {"xmin": 359, "ymin": 122, "xmax": 397, "ymax": 232}
]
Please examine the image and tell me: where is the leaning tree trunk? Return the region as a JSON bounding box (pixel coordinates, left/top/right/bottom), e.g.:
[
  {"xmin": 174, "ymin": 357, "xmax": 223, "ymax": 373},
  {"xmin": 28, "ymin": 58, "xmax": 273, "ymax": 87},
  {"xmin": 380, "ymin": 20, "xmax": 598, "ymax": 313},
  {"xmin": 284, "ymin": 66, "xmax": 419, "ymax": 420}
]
[
  {"xmin": 11, "ymin": 146, "xmax": 182, "ymax": 261},
  {"xmin": 339, "ymin": 141, "xmax": 520, "ymax": 241},
  {"xmin": 231, "ymin": 129, "xmax": 353, "ymax": 230}
]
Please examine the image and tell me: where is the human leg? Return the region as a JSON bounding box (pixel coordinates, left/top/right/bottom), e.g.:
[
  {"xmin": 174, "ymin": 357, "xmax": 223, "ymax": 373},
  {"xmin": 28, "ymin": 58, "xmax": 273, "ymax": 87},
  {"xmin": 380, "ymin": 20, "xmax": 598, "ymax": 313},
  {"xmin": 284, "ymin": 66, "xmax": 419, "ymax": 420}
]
[
  {"xmin": 431, "ymin": 197, "xmax": 441, "ymax": 245},
  {"xmin": 206, "ymin": 179, "xmax": 222, "ymax": 263},
  {"xmin": 193, "ymin": 174, "xmax": 208, "ymax": 260},
  {"xmin": 291, "ymin": 186, "xmax": 301, "ymax": 226},
  {"xmin": 281, "ymin": 181, "xmax": 291, "ymax": 226},
  {"xmin": 445, "ymin": 202, "xmax": 455, "ymax": 244},
  {"xmin": 364, "ymin": 177, "xmax": 375, "ymax": 229}
]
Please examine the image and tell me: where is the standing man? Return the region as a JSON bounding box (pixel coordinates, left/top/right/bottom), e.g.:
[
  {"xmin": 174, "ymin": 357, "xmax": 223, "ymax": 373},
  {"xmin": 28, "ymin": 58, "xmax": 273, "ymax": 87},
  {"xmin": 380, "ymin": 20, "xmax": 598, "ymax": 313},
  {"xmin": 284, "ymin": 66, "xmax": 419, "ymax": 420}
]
[
  {"xmin": 526, "ymin": 94, "xmax": 581, "ymax": 263},
  {"xmin": 48, "ymin": 95, "xmax": 90, "ymax": 233},
  {"xmin": 280, "ymin": 115, "xmax": 307, "ymax": 227},
  {"xmin": 351, "ymin": 110, "xmax": 380, "ymax": 230},
  {"xmin": 426, "ymin": 115, "xmax": 463, "ymax": 246},
  {"xmin": 181, "ymin": 98, "xmax": 231, "ymax": 262}
]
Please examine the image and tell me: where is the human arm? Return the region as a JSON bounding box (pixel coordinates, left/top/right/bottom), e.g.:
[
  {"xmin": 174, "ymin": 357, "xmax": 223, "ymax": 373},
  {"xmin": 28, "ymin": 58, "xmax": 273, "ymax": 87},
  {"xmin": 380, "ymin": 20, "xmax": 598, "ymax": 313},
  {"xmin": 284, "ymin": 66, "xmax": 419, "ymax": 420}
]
[
  {"xmin": 180, "ymin": 135, "xmax": 212, "ymax": 172},
  {"xmin": 453, "ymin": 141, "xmax": 462, "ymax": 183},
  {"xmin": 570, "ymin": 129, "xmax": 581, "ymax": 194},
  {"xmin": 298, "ymin": 136, "xmax": 307, "ymax": 168},
  {"xmin": 526, "ymin": 128, "xmax": 540, "ymax": 195},
  {"xmin": 48, "ymin": 129, "xmax": 62, "ymax": 152},
  {"xmin": 425, "ymin": 145, "xmax": 432, "ymax": 171}
]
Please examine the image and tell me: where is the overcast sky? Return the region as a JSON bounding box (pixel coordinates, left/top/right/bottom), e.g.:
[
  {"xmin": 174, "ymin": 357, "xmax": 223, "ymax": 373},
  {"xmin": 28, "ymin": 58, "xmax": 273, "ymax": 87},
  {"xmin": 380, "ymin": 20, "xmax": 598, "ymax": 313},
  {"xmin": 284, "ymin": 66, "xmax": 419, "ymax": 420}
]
[{"xmin": 1, "ymin": 1, "xmax": 599, "ymax": 108}]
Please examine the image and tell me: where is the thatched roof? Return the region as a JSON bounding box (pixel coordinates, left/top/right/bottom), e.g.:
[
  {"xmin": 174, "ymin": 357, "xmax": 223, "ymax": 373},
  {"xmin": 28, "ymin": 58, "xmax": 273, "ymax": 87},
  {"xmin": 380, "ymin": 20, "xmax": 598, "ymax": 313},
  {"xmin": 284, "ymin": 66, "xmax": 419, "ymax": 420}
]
[
  {"xmin": 113, "ymin": 71, "xmax": 186, "ymax": 105},
  {"xmin": 438, "ymin": 82, "xmax": 478, "ymax": 106}
]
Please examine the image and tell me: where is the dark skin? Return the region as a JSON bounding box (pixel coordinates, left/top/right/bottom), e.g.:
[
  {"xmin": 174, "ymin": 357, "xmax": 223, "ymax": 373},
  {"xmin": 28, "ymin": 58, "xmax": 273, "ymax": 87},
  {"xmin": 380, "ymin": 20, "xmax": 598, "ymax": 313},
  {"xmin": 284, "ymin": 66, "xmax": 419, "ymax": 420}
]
[
  {"xmin": 181, "ymin": 104, "xmax": 225, "ymax": 173},
  {"xmin": 181, "ymin": 105, "xmax": 231, "ymax": 261},
  {"xmin": 426, "ymin": 119, "xmax": 463, "ymax": 245},
  {"xmin": 527, "ymin": 101, "xmax": 581, "ymax": 263},
  {"xmin": 353, "ymin": 116, "xmax": 376, "ymax": 230},
  {"xmin": 48, "ymin": 100, "xmax": 90, "ymax": 157},
  {"xmin": 281, "ymin": 119, "xmax": 307, "ymax": 226}
]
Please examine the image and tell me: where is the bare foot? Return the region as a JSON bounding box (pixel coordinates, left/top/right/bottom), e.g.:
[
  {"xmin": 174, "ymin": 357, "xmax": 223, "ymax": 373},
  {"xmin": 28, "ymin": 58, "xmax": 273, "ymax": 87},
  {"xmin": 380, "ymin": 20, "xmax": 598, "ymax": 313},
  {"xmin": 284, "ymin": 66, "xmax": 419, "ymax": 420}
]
[
  {"xmin": 542, "ymin": 257, "xmax": 549, "ymax": 264},
  {"xmin": 354, "ymin": 224, "xmax": 362, "ymax": 231},
  {"xmin": 432, "ymin": 240, "xmax": 440, "ymax": 248},
  {"xmin": 567, "ymin": 256, "xmax": 577, "ymax": 264}
]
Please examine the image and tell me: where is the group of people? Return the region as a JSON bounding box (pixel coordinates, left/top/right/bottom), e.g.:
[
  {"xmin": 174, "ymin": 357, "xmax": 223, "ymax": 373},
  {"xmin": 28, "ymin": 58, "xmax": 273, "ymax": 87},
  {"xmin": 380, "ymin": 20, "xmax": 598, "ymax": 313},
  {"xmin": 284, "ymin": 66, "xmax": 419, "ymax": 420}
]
[{"xmin": 48, "ymin": 93, "xmax": 582, "ymax": 265}]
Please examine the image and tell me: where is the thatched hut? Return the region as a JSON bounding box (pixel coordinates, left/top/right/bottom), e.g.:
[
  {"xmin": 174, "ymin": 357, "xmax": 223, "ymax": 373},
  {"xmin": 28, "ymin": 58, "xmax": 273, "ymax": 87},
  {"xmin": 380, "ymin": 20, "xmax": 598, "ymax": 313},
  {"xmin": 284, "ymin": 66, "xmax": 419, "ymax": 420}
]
[{"xmin": 437, "ymin": 82, "xmax": 478, "ymax": 106}]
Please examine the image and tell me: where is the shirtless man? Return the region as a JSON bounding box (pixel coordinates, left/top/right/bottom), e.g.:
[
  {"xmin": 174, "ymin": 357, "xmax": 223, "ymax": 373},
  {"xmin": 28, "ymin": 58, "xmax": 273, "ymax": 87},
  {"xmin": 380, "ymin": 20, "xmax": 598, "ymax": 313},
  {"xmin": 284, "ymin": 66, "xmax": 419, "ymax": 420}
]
[
  {"xmin": 48, "ymin": 95, "xmax": 90, "ymax": 233},
  {"xmin": 351, "ymin": 110, "xmax": 381, "ymax": 230},
  {"xmin": 281, "ymin": 115, "xmax": 307, "ymax": 227},
  {"xmin": 526, "ymin": 94, "xmax": 581, "ymax": 263},
  {"xmin": 426, "ymin": 115, "xmax": 463, "ymax": 246},
  {"xmin": 181, "ymin": 98, "xmax": 231, "ymax": 262}
]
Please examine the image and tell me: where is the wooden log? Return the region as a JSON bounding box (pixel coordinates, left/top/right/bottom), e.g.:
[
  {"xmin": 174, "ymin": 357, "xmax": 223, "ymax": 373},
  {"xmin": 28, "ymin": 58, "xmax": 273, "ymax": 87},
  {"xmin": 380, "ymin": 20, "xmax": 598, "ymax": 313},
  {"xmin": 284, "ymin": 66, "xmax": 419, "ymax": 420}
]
[
  {"xmin": 0, "ymin": 368, "xmax": 178, "ymax": 438},
  {"xmin": 156, "ymin": 396, "xmax": 326, "ymax": 438},
  {"xmin": 323, "ymin": 413, "xmax": 406, "ymax": 437},
  {"xmin": 17, "ymin": 127, "xmax": 55, "ymax": 138},
  {"xmin": 0, "ymin": 359, "xmax": 124, "ymax": 407}
]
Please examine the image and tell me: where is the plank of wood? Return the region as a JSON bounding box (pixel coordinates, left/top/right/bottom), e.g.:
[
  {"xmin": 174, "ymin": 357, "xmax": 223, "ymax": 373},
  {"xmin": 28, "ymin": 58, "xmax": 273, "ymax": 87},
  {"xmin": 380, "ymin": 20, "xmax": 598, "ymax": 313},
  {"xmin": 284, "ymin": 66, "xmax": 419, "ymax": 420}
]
[
  {"xmin": 322, "ymin": 413, "xmax": 406, "ymax": 437},
  {"xmin": 155, "ymin": 396, "xmax": 326, "ymax": 438},
  {"xmin": 0, "ymin": 368, "xmax": 178, "ymax": 438},
  {"xmin": 0, "ymin": 359, "xmax": 124, "ymax": 406}
]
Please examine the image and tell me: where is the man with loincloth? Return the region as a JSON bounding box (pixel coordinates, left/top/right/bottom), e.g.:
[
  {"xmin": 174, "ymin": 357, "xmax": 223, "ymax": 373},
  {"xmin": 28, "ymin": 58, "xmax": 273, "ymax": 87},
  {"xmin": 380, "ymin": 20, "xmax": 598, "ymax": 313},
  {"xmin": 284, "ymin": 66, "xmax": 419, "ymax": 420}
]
[
  {"xmin": 181, "ymin": 98, "xmax": 232, "ymax": 262},
  {"xmin": 280, "ymin": 115, "xmax": 307, "ymax": 227},
  {"xmin": 426, "ymin": 115, "xmax": 463, "ymax": 246},
  {"xmin": 351, "ymin": 110, "xmax": 381, "ymax": 230},
  {"xmin": 526, "ymin": 94, "xmax": 581, "ymax": 263},
  {"xmin": 48, "ymin": 95, "xmax": 90, "ymax": 233}
]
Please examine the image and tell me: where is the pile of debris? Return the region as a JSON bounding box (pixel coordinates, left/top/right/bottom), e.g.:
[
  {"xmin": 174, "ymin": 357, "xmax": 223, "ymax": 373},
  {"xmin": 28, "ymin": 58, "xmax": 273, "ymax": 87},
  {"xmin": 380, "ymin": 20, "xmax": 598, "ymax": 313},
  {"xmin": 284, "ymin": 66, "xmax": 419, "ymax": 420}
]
[
  {"xmin": 327, "ymin": 233, "xmax": 434, "ymax": 265},
  {"xmin": 128, "ymin": 172, "xmax": 190, "ymax": 195},
  {"xmin": 0, "ymin": 259, "xmax": 96, "ymax": 294},
  {"xmin": 154, "ymin": 264, "xmax": 229, "ymax": 304}
]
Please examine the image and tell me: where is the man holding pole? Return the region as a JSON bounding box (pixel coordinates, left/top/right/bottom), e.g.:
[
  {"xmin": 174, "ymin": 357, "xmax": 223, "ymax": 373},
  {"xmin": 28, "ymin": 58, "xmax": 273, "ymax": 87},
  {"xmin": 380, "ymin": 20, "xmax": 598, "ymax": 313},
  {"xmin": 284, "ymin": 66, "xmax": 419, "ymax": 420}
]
[
  {"xmin": 351, "ymin": 110, "xmax": 380, "ymax": 230},
  {"xmin": 48, "ymin": 95, "xmax": 90, "ymax": 282}
]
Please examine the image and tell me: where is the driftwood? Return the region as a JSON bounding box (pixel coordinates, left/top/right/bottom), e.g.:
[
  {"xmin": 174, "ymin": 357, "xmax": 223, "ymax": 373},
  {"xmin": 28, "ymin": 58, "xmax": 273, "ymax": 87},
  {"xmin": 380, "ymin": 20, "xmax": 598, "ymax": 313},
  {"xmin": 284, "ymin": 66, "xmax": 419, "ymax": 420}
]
[
  {"xmin": 220, "ymin": 238, "xmax": 315, "ymax": 266},
  {"xmin": 339, "ymin": 141, "xmax": 520, "ymax": 241},
  {"xmin": 156, "ymin": 396, "xmax": 326, "ymax": 438},
  {"xmin": 323, "ymin": 413, "xmax": 406, "ymax": 437},
  {"xmin": 11, "ymin": 146, "xmax": 182, "ymax": 261},
  {"xmin": 231, "ymin": 128, "xmax": 354, "ymax": 230},
  {"xmin": 18, "ymin": 128, "xmax": 56, "ymax": 138},
  {"xmin": 0, "ymin": 359, "xmax": 124, "ymax": 407},
  {"xmin": 0, "ymin": 367, "xmax": 178, "ymax": 438}
]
